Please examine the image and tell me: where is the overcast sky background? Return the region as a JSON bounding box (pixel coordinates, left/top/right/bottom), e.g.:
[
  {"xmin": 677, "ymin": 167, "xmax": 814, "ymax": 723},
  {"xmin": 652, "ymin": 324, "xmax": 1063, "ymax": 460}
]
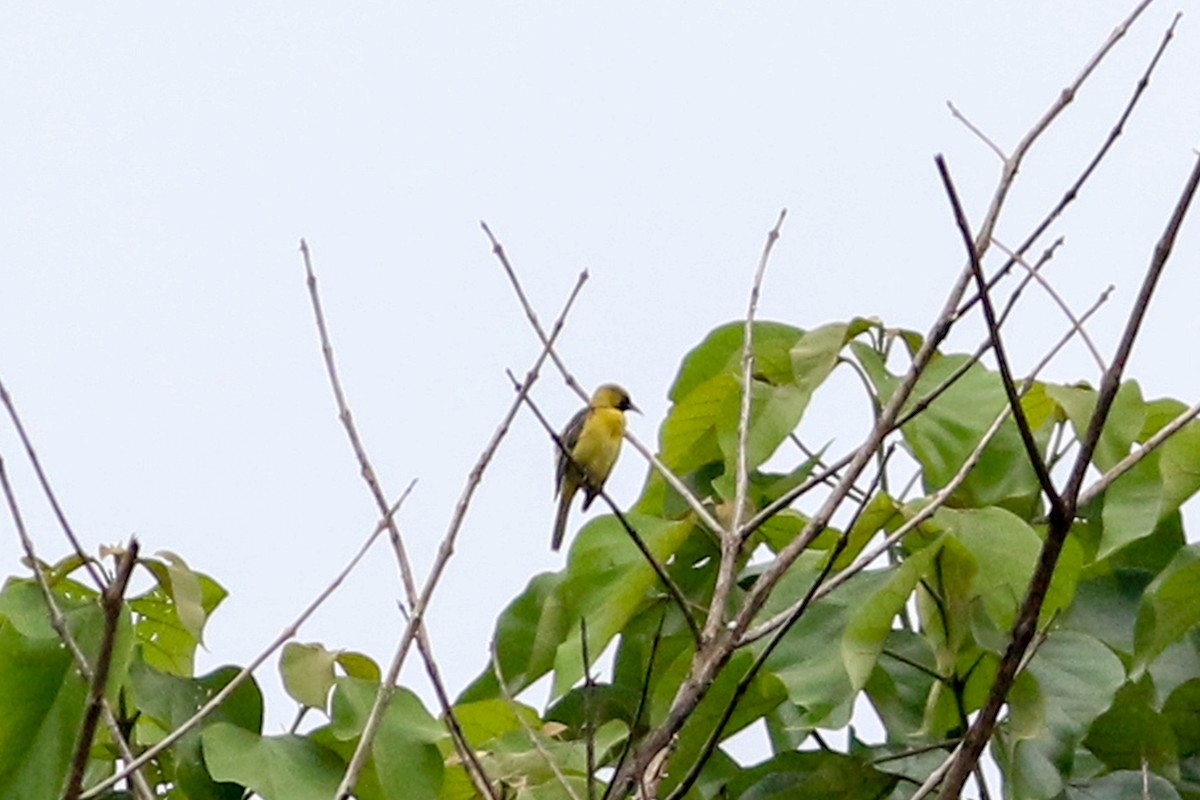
[{"xmin": 3, "ymin": 2, "xmax": 1199, "ymax": 755}]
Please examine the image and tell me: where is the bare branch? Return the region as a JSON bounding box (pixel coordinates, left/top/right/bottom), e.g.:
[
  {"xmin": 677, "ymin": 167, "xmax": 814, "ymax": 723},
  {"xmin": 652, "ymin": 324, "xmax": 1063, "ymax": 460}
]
[
  {"xmin": 955, "ymin": 6, "xmax": 1177, "ymax": 322},
  {"xmin": 64, "ymin": 542, "xmax": 139, "ymax": 800},
  {"xmin": 936, "ymin": 155, "xmax": 1063, "ymax": 512},
  {"xmin": 947, "ymin": 100, "xmax": 1007, "ymax": 161},
  {"xmin": 0, "ymin": 378, "xmax": 105, "ymax": 590},
  {"xmin": 992, "ymin": 237, "xmax": 1107, "ymax": 370},
  {"xmin": 938, "ymin": 151, "xmax": 1200, "ymax": 800},
  {"xmin": 708, "ymin": 209, "xmax": 787, "ymax": 644}
]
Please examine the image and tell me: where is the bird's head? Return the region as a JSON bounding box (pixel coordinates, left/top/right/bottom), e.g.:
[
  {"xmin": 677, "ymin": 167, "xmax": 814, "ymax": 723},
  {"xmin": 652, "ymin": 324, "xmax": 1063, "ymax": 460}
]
[{"xmin": 592, "ymin": 383, "xmax": 639, "ymax": 414}]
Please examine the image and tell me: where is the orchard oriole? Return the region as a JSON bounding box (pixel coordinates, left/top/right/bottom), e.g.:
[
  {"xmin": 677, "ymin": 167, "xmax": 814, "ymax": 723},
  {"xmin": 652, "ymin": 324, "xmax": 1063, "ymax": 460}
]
[{"xmin": 552, "ymin": 384, "xmax": 638, "ymax": 551}]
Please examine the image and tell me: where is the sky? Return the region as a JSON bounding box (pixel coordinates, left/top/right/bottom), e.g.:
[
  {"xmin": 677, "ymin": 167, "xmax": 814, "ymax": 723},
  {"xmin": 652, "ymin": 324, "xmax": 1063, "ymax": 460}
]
[{"xmin": 2, "ymin": 1, "xmax": 1199, "ymax": 756}]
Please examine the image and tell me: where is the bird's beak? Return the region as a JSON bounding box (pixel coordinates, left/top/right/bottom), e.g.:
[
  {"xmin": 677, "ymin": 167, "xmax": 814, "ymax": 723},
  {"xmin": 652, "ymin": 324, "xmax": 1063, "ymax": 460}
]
[{"xmin": 629, "ymin": 402, "xmax": 642, "ymax": 415}]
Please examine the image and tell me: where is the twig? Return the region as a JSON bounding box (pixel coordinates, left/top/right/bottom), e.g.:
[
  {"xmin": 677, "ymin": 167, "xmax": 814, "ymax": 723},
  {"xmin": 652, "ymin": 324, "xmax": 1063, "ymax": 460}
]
[
  {"xmin": 299, "ymin": 242, "xmax": 498, "ymax": 800},
  {"xmin": 581, "ymin": 618, "xmax": 597, "ymax": 800},
  {"xmin": 1, "ymin": 460, "xmax": 155, "ymax": 800},
  {"xmin": 992, "ymin": 237, "xmax": 1106, "ymax": 370},
  {"xmin": 507, "ymin": 372, "xmax": 702, "ymax": 643},
  {"xmin": 955, "ymin": 5, "xmax": 1176, "ymax": 321},
  {"xmin": 480, "ymin": 222, "xmax": 726, "ymax": 540},
  {"xmin": 65, "ymin": 542, "xmax": 140, "ymax": 800},
  {"xmin": 81, "ymin": 487, "xmax": 414, "ymax": 799},
  {"xmin": 938, "ymin": 151, "xmax": 1200, "ymax": 800},
  {"xmin": 332, "ymin": 266, "xmax": 589, "ymax": 800},
  {"xmin": 709, "ymin": 209, "xmax": 787, "ymax": 645},
  {"xmin": 0, "ymin": 378, "xmax": 105, "ymax": 590},
  {"xmin": 897, "ymin": 238, "xmax": 1068, "ymax": 431},
  {"xmin": 936, "ymin": 155, "xmax": 1063, "ymax": 513},
  {"xmin": 947, "ymin": 101, "xmax": 1007, "ymax": 161},
  {"xmin": 601, "ymin": 611, "xmax": 666, "ymax": 800}
]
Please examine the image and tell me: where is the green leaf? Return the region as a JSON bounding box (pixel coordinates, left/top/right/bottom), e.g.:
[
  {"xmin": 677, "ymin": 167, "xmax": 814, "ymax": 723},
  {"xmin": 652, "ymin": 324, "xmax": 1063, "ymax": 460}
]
[
  {"xmin": 884, "ymin": 356, "xmax": 1050, "ymax": 510},
  {"xmin": 1023, "ymin": 631, "xmax": 1126, "ymax": 741},
  {"xmin": 1136, "ymin": 544, "xmax": 1200, "ymax": 668},
  {"xmin": 0, "ymin": 580, "xmax": 94, "ymax": 799},
  {"xmin": 1164, "ymin": 678, "xmax": 1200, "ymax": 758},
  {"xmin": 202, "ymin": 724, "xmax": 344, "ymax": 800},
  {"xmin": 1099, "ymin": 450, "xmax": 1164, "ymax": 560},
  {"xmin": 1083, "ymin": 681, "xmax": 1177, "ymax": 773},
  {"xmin": 458, "ymin": 572, "xmax": 566, "ymax": 702},
  {"xmin": 842, "ymin": 540, "xmax": 940, "ymax": 691},
  {"xmin": 552, "ymin": 513, "xmax": 693, "ymax": 696},
  {"xmin": 1046, "ymin": 381, "xmax": 1146, "ymax": 472},
  {"xmin": 727, "ymin": 751, "xmax": 897, "ymax": 800},
  {"xmin": 129, "ymin": 657, "xmax": 263, "ymax": 800},
  {"xmin": 132, "ymin": 556, "xmax": 226, "ymax": 676},
  {"xmin": 329, "ymin": 678, "xmax": 445, "ymax": 800},
  {"xmin": 943, "ymin": 507, "xmax": 1077, "ymax": 629},
  {"xmin": 335, "ymin": 651, "xmax": 381, "ymax": 682},
  {"xmin": 281, "ymin": 642, "xmax": 338, "ymax": 709},
  {"xmin": 1064, "ymin": 770, "xmax": 1183, "ymax": 800}
]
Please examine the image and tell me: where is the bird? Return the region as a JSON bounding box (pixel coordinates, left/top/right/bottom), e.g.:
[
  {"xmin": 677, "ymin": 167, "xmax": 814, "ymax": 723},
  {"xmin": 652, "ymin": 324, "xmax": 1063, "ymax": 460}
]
[{"xmin": 552, "ymin": 383, "xmax": 639, "ymax": 551}]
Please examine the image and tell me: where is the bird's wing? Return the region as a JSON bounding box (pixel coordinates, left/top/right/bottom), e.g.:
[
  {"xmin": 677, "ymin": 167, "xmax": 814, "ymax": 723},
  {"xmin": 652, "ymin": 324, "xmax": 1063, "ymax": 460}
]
[{"xmin": 555, "ymin": 406, "xmax": 590, "ymax": 495}]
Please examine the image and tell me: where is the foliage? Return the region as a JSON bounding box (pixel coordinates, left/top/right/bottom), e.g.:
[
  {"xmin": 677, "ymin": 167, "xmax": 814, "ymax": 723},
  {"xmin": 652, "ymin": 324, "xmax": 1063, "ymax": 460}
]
[{"xmin": 5, "ymin": 319, "xmax": 1200, "ymax": 799}]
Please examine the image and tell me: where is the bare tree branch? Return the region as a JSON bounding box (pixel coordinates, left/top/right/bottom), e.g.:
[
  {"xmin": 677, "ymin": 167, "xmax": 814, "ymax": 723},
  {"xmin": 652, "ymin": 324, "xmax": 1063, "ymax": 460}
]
[
  {"xmin": 64, "ymin": 542, "xmax": 139, "ymax": 800},
  {"xmin": 708, "ymin": 209, "xmax": 787, "ymax": 645},
  {"xmin": 937, "ymin": 151, "xmax": 1200, "ymax": 799},
  {"xmin": 0, "ymin": 379, "xmax": 105, "ymax": 590},
  {"xmin": 936, "ymin": 155, "xmax": 1063, "ymax": 512}
]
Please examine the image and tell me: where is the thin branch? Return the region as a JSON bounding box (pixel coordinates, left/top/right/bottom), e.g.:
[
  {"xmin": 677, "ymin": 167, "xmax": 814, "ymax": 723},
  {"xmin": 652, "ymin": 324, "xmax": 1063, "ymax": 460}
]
[
  {"xmin": 601, "ymin": 611, "xmax": 666, "ymax": 800},
  {"xmin": 300, "ymin": 241, "xmax": 498, "ymax": 800},
  {"xmin": 480, "ymin": 222, "xmax": 726, "ymax": 540},
  {"xmin": 1, "ymin": 460, "xmax": 155, "ymax": 800},
  {"xmin": 955, "ymin": 6, "xmax": 1176, "ymax": 322},
  {"xmin": 507, "ymin": 372, "xmax": 702, "ymax": 643},
  {"xmin": 709, "ymin": 209, "xmax": 787, "ymax": 644},
  {"xmin": 81, "ymin": 486, "xmax": 414, "ymax": 799},
  {"xmin": 992, "ymin": 237, "xmax": 1107, "ymax": 370},
  {"xmin": 936, "ymin": 155, "xmax": 1063, "ymax": 514},
  {"xmin": 64, "ymin": 542, "xmax": 139, "ymax": 800},
  {"xmin": 947, "ymin": 100, "xmax": 1007, "ymax": 161},
  {"xmin": 938, "ymin": 151, "xmax": 1200, "ymax": 800},
  {"xmin": 897, "ymin": 238, "xmax": 1068, "ymax": 431},
  {"xmin": 333, "ymin": 268, "xmax": 589, "ymax": 800},
  {"xmin": 581, "ymin": 618, "xmax": 597, "ymax": 800},
  {"xmin": 0, "ymin": 378, "xmax": 105, "ymax": 590}
]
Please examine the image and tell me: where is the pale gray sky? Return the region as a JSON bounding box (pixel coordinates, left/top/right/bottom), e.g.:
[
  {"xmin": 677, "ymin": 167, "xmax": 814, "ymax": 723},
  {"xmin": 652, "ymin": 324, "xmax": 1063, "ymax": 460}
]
[{"xmin": 2, "ymin": 2, "xmax": 1198, "ymax": 746}]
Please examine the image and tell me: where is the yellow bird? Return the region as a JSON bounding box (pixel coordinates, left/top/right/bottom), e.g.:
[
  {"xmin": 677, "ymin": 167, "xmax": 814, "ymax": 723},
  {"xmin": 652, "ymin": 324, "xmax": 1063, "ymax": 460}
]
[{"xmin": 553, "ymin": 384, "xmax": 639, "ymax": 551}]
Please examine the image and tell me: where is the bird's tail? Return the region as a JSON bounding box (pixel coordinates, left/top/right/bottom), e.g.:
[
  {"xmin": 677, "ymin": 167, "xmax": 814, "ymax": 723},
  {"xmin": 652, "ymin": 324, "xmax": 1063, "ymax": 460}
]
[{"xmin": 552, "ymin": 488, "xmax": 573, "ymax": 551}]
